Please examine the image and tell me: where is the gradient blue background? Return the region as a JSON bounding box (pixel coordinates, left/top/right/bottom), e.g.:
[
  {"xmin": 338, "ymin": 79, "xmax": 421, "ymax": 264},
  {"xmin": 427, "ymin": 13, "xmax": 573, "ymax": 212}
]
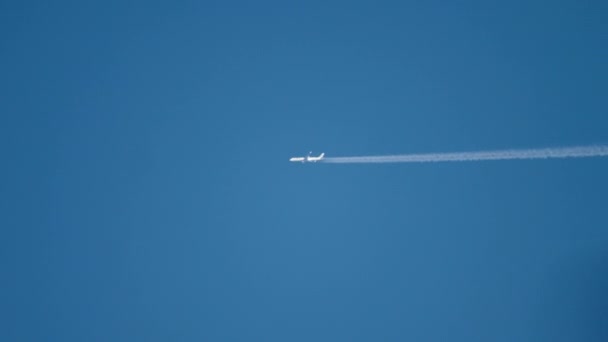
[{"xmin": 2, "ymin": 1, "xmax": 608, "ymax": 340}]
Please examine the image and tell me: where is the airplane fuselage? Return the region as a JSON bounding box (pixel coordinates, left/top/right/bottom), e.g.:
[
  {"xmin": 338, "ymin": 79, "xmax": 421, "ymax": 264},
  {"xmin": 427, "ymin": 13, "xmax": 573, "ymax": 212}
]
[{"xmin": 290, "ymin": 152, "xmax": 325, "ymax": 163}]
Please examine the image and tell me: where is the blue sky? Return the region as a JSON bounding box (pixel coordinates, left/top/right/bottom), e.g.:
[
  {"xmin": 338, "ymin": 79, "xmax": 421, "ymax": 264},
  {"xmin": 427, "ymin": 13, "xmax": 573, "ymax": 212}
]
[{"xmin": 2, "ymin": 1, "xmax": 608, "ymax": 340}]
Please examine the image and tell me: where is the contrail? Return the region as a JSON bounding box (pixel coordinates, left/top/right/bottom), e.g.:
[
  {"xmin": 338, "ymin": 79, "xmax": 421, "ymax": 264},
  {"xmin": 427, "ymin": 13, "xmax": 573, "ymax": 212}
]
[{"xmin": 322, "ymin": 145, "xmax": 608, "ymax": 164}]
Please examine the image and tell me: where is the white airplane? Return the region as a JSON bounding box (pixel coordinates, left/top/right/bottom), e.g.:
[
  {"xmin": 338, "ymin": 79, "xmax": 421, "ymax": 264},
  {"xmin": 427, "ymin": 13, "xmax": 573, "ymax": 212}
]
[{"xmin": 290, "ymin": 152, "xmax": 325, "ymax": 163}]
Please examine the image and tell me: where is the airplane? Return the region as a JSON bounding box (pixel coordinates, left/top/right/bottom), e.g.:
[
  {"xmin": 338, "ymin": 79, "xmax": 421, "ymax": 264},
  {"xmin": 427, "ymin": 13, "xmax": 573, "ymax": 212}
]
[{"xmin": 290, "ymin": 152, "xmax": 325, "ymax": 163}]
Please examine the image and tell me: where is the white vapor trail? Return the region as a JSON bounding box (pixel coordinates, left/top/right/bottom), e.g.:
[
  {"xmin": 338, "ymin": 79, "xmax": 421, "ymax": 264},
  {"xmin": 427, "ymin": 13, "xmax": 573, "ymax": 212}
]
[{"xmin": 322, "ymin": 145, "xmax": 608, "ymax": 164}]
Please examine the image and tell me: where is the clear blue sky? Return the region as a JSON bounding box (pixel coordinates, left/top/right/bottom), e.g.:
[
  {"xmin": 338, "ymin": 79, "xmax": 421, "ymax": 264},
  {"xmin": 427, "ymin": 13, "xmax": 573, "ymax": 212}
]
[{"xmin": 2, "ymin": 1, "xmax": 608, "ymax": 340}]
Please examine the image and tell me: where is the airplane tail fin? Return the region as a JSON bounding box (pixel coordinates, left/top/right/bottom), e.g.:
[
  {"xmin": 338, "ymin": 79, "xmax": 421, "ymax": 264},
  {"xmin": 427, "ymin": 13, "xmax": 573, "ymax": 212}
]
[{"xmin": 320, "ymin": 153, "xmax": 325, "ymax": 158}]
